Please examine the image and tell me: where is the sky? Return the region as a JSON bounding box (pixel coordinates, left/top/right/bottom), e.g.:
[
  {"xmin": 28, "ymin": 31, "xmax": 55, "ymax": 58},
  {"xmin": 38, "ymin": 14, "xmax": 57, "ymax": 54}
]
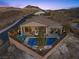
[{"xmin": 0, "ymin": 0, "xmax": 79, "ymax": 10}]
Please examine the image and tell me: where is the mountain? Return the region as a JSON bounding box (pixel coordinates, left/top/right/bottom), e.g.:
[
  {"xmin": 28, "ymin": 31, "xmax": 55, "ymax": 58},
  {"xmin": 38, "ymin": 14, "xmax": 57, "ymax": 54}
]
[
  {"xmin": 22, "ymin": 5, "xmax": 43, "ymax": 14},
  {"xmin": 24, "ymin": 5, "xmax": 40, "ymax": 9},
  {"xmin": 46, "ymin": 7, "xmax": 79, "ymax": 24}
]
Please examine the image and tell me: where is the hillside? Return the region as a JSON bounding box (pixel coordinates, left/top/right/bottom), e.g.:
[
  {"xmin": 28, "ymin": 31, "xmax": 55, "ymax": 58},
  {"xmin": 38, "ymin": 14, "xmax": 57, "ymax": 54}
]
[
  {"xmin": 0, "ymin": 6, "xmax": 79, "ymax": 30},
  {"xmin": 0, "ymin": 9, "xmax": 24, "ymax": 30},
  {"xmin": 46, "ymin": 7, "xmax": 79, "ymax": 24},
  {"xmin": 0, "ymin": 7, "xmax": 20, "ymax": 13},
  {"xmin": 0, "ymin": 6, "xmax": 41, "ymax": 30}
]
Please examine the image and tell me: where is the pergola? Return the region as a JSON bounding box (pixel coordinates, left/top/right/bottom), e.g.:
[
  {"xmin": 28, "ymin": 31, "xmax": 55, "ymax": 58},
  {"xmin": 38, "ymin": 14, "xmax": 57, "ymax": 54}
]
[{"xmin": 20, "ymin": 22, "xmax": 48, "ymax": 36}]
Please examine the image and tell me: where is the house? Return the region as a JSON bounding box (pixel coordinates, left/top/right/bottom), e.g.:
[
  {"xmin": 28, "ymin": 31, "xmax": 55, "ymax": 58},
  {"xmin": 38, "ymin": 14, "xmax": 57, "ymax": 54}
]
[
  {"xmin": 19, "ymin": 16, "xmax": 63, "ymax": 36},
  {"xmin": 34, "ymin": 10, "xmax": 46, "ymax": 15}
]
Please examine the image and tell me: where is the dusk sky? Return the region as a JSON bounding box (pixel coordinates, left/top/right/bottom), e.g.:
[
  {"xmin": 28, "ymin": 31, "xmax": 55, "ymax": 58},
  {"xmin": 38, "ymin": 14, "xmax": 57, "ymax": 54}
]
[{"xmin": 0, "ymin": 0, "xmax": 79, "ymax": 10}]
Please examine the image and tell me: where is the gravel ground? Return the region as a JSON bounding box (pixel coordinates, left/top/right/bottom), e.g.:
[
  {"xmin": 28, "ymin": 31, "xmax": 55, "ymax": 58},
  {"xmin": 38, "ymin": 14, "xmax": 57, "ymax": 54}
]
[{"xmin": 48, "ymin": 34, "xmax": 79, "ymax": 59}]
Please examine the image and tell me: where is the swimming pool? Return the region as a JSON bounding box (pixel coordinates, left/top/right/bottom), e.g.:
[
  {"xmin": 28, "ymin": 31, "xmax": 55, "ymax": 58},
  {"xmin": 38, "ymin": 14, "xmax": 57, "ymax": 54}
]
[
  {"xmin": 16, "ymin": 34, "xmax": 57, "ymax": 48},
  {"xmin": 16, "ymin": 34, "xmax": 26, "ymax": 42},
  {"xmin": 46, "ymin": 38, "xmax": 56, "ymax": 45},
  {"xmin": 27, "ymin": 38, "xmax": 38, "ymax": 46},
  {"xmin": 27, "ymin": 38, "xmax": 56, "ymax": 47}
]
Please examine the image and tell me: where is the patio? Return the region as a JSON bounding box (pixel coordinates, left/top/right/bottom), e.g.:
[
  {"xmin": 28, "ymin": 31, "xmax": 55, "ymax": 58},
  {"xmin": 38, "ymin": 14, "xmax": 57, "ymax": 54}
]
[{"xmin": 8, "ymin": 27, "xmax": 63, "ymax": 54}]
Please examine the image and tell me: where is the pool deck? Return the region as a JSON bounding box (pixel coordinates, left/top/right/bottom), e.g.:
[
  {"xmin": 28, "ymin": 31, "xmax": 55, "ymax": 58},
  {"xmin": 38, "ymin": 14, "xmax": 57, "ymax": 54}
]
[{"xmin": 9, "ymin": 33, "xmax": 69, "ymax": 59}]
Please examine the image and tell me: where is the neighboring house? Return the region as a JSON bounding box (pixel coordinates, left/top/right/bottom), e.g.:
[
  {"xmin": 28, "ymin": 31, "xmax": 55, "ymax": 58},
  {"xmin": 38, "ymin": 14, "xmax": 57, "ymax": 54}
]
[{"xmin": 34, "ymin": 10, "xmax": 46, "ymax": 15}]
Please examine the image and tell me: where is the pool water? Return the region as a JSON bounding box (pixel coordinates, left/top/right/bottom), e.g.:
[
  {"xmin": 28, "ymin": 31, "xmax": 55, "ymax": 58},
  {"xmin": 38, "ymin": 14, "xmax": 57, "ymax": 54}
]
[
  {"xmin": 46, "ymin": 38, "xmax": 56, "ymax": 45},
  {"xmin": 16, "ymin": 35, "xmax": 57, "ymax": 47},
  {"xmin": 27, "ymin": 38, "xmax": 56, "ymax": 47},
  {"xmin": 27, "ymin": 38, "xmax": 38, "ymax": 46},
  {"xmin": 16, "ymin": 34, "xmax": 26, "ymax": 42}
]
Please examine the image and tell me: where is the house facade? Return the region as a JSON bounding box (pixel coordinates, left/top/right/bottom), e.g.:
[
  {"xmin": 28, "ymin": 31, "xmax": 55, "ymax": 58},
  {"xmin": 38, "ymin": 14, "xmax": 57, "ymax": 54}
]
[{"xmin": 19, "ymin": 15, "xmax": 63, "ymax": 37}]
